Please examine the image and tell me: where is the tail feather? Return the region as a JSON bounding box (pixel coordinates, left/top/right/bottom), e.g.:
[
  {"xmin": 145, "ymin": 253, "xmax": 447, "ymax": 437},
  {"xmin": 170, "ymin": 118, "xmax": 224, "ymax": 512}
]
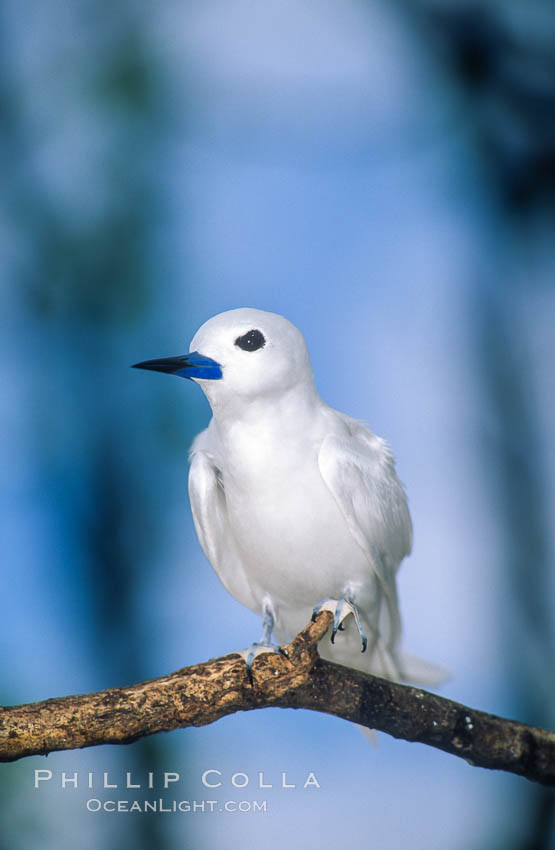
[{"xmin": 399, "ymin": 651, "xmax": 450, "ymax": 687}]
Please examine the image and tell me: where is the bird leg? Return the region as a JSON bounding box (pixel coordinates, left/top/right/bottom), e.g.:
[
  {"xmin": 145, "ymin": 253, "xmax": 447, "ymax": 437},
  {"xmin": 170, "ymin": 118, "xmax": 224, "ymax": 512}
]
[
  {"xmin": 242, "ymin": 599, "xmax": 284, "ymax": 670},
  {"xmin": 259, "ymin": 603, "xmax": 275, "ymax": 645},
  {"xmin": 312, "ymin": 596, "xmax": 368, "ymax": 653}
]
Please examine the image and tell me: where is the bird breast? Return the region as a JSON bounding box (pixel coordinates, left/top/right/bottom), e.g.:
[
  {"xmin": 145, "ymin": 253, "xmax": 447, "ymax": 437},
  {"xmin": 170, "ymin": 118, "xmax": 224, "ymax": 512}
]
[{"xmin": 217, "ymin": 424, "xmax": 369, "ymax": 607}]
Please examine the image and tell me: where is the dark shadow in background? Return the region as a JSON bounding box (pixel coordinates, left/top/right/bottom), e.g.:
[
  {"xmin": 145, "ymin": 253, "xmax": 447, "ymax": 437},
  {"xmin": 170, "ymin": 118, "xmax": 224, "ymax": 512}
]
[
  {"xmin": 409, "ymin": 3, "xmax": 555, "ymax": 847},
  {"xmin": 0, "ymin": 7, "xmax": 182, "ymax": 849}
]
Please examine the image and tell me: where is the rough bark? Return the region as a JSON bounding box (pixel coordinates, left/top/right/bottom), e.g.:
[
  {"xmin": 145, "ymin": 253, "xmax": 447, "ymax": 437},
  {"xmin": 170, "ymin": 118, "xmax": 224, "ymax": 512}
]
[{"xmin": 1, "ymin": 612, "xmax": 553, "ymax": 785}]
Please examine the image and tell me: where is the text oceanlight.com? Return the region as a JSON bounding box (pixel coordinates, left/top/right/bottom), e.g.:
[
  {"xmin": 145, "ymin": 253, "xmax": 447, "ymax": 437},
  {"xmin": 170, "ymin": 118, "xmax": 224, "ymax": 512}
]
[{"xmin": 86, "ymin": 798, "xmax": 268, "ymax": 813}]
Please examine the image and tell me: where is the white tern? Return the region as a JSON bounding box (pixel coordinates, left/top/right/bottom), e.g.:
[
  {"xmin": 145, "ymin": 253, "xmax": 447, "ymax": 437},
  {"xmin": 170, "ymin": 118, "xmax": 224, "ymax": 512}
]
[{"xmin": 134, "ymin": 308, "xmax": 444, "ymax": 684}]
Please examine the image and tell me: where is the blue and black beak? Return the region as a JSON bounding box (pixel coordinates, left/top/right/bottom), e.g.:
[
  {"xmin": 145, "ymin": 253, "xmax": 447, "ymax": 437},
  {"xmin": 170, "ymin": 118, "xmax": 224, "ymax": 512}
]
[{"xmin": 132, "ymin": 352, "xmax": 223, "ymax": 381}]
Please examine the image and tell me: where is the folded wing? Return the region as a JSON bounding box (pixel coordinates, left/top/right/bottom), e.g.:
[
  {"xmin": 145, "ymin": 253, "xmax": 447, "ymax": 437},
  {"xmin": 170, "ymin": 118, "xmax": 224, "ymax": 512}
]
[
  {"xmin": 189, "ymin": 429, "xmax": 257, "ymax": 611},
  {"xmin": 318, "ymin": 415, "xmax": 412, "ymax": 678}
]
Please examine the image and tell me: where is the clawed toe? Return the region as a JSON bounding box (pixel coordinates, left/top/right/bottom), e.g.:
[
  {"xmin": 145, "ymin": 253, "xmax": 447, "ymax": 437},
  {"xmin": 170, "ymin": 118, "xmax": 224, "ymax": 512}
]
[{"xmin": 313, "ymin": 596, "xmax": 367, "ymax": 653}]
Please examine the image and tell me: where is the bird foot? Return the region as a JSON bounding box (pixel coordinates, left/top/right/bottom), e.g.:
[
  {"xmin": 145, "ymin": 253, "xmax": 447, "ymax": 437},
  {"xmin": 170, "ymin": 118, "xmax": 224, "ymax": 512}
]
[
  {"xmin": 312, "ymin": 596, "xmax": 368, "ymax": 653},
  {"xmin": 239, "ymin": 641, "xmax": 285, "ymax": 672}
]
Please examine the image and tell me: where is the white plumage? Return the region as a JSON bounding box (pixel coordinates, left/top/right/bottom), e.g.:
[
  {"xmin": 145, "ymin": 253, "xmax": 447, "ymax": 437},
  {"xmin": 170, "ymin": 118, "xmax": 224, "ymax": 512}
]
[{"xmin": 137, "ymin": 307, "xmax": 444, "ymax": 683}]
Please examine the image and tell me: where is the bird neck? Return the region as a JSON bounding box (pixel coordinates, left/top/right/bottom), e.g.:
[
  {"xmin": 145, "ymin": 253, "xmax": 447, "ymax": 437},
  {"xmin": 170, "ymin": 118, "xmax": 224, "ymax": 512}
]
[{"xmin": 208, "ymin": 381, "xmax": 321, "ymax": 443}]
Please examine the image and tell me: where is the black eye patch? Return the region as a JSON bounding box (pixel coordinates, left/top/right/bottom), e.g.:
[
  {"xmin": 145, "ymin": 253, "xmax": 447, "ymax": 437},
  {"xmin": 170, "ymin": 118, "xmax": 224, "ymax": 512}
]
[{"xmin": 235, "ymin": 329, "xmax": 266, "ymax": 352}]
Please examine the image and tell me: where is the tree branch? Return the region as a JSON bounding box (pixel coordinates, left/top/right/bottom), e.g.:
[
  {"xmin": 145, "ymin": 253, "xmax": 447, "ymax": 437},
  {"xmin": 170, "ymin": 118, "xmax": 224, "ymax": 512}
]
[{"xmin": 1, "ymin": 611, "xmax": 553, "ymax": 785}]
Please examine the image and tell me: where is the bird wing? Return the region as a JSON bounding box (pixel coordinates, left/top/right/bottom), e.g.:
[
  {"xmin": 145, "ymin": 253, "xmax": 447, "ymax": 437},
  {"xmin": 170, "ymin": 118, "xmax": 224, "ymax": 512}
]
[
  {"xmin": 188, "ymin": 426, "xmax": 257, "ymax": 610},
  {"xmin": 318, "ymin": 414, "xmax": 413, "ymax": 652},
  {"xmin": 188, "ymin": 442, "xmax": 227, "ymax": 574},
  {"xmin": 318, "ymin": 414, "xmax": 412, "ymax": 564}
]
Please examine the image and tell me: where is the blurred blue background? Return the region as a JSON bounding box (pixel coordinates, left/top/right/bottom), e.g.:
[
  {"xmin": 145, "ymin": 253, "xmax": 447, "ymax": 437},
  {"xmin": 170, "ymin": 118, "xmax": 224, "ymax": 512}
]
[{"xmin": 1, "ymin": 1, "xmax": 554, "ymax": 848}]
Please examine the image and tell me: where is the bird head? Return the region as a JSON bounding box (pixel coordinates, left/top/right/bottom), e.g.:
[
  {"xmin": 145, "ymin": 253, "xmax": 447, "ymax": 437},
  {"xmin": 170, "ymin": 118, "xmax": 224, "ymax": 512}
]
[{"xmin": 133, "ymin": 308, "xmax": 314, "ymax": 412}]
